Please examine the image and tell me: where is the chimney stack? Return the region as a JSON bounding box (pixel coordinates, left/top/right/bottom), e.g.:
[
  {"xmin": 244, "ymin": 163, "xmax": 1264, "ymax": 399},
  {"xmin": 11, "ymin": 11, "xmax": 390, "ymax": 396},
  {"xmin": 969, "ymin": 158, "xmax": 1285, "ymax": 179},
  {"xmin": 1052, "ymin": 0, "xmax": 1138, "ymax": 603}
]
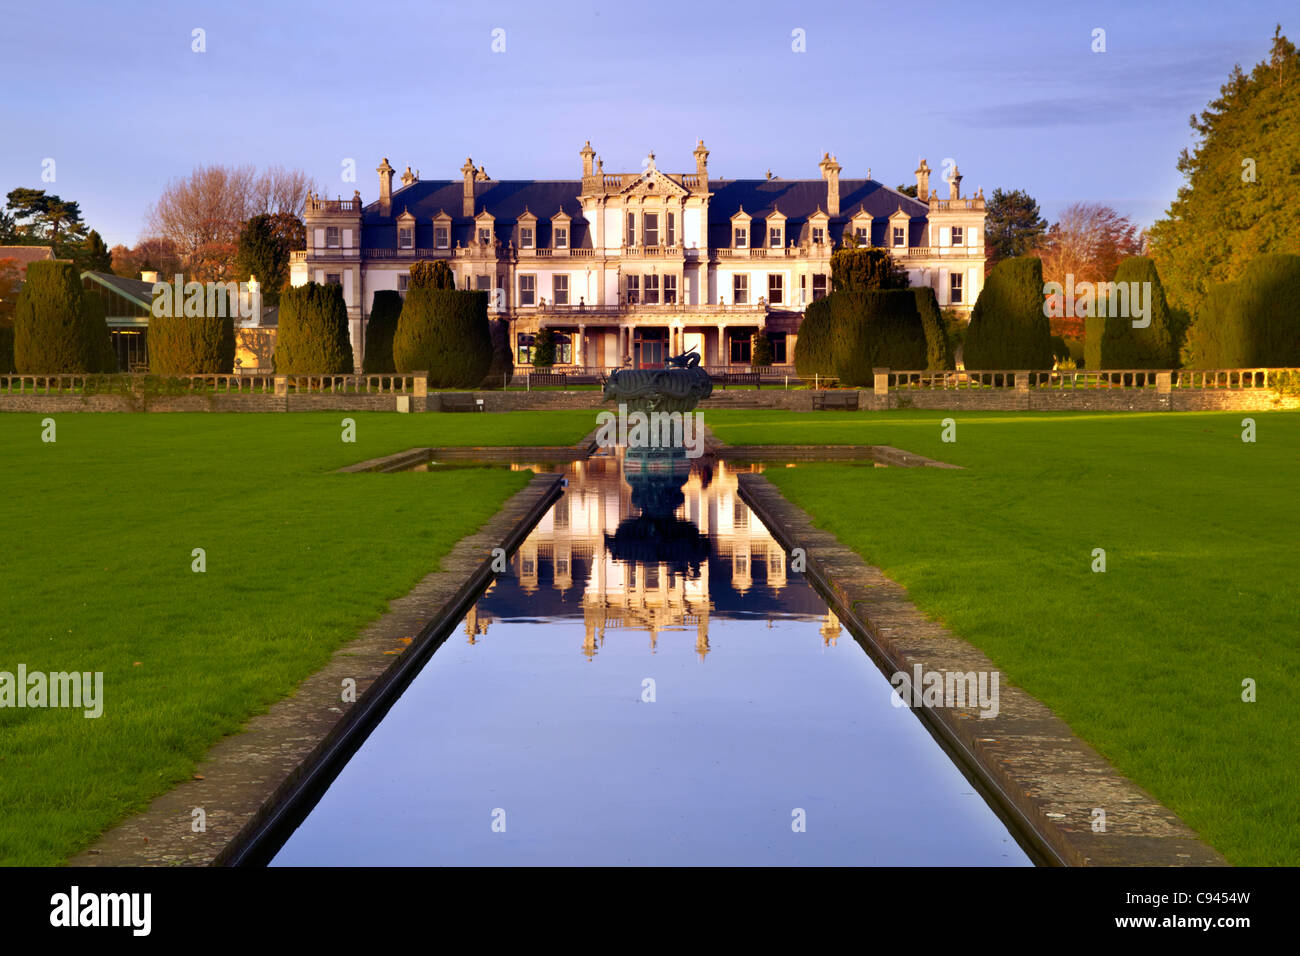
[
  {"xmin": 141, "ymin": 270, "xmax": 159, "ymax": 285},
  {"xmin": 376, "ymin": 158, "xmax": 395, "ymax": 216},
  {"xmin": 580, "ymin": 140, "xmax": 596, "ymax": 180},
  {"xmin": 915, "ymin": 159, "xmax": 931, "ymax": 202},
  {"xmin": 818, "ymin": 152, "xmax": 842, "ymax": 217},
  {"xmin": 461, "ymin": 158, "xmax": 476, "ymax": 217},
  {"xmin": 400, "ymin": 165, "xmax": 417, "ymax": 187},
  {"xmin": 693, "ymin": 139, "xmax": 709, "ymax": 189},
  {"xmin": 948, "ymin": 164, "xmax": 962, "ymax": 200}
]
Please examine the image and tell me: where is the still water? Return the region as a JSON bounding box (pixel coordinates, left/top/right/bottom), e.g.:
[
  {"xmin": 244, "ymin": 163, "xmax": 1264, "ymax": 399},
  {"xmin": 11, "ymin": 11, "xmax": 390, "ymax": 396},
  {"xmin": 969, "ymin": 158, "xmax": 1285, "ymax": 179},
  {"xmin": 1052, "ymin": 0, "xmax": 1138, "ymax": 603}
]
[{"xmin": 272, "ymin": 451, "xmax": 1030, "ymax": 866}]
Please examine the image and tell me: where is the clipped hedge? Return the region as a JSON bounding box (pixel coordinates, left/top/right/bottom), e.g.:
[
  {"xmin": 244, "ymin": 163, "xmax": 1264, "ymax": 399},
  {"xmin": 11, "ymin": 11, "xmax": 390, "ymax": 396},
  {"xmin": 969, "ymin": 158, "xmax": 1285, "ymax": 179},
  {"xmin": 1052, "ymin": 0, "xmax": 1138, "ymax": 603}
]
[
  {"xmin": 0, "ymin": 325, "xmax": 13, "ymax": 373},
  {"xmin": 362, "ymin": 290, "xmax": 402, "ymax": 374},
  {"xmin": 1181, "ymin": 254, "xmax": 1300, "ymax": 368},
  {"xmin": 831, "ymin": 290, "xmax": 927, "ymax": 386},
  {"xmin": 13, "ymin": 261, "xmax": 101, "ymax": 373},
  {"xmin": 913, "ymin": 286, "xmax": 951, "ymax": 370},
  {"xmin": 794, "ymin": 296, "xmax": 835, "ymax": 379},
  {"xmin": 485, "ymin": 317, "xmax": 514, "ymax": 387},
  {"xmin": 392, "ymin": 287, "xmax": 491, "ymax": 387},
  {"xmin": 275, "ymin": 282, "xmax": 354, "ymax": 374},
  {"xmin": 963, "ymin": 256, "xmax": 1053, "ymax": 369},
  {"xmin": 1084, "ymin": 257, "xmax": 1176, "ymax": 370}
]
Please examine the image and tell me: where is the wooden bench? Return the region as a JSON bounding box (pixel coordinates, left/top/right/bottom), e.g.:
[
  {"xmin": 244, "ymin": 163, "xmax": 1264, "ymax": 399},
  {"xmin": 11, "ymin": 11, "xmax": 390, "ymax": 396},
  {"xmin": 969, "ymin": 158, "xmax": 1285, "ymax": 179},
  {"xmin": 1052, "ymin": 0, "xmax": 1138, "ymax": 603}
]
[
  {"xmin": 527, "ymin": 372, "xmax": 567, "ymax": 388},
  {"xmin": 812, "ymin": 390, "xmax": 859, "ymax": 411},
  {"xmin": 721, "ymin": 371, "xmax": 762, "ymax": 390},
  {"xmin": 438, "ymin": 393, "xmax": 483, "ymax": 412}
]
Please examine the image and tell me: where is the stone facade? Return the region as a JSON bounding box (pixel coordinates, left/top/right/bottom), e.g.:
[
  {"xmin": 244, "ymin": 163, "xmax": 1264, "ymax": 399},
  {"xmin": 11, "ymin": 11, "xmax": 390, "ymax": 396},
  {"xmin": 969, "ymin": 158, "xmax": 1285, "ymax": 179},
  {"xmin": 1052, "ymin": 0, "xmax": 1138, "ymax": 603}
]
[{"xmin": 293, "ymin": 142, "xmax": 988, "ymax": 372}]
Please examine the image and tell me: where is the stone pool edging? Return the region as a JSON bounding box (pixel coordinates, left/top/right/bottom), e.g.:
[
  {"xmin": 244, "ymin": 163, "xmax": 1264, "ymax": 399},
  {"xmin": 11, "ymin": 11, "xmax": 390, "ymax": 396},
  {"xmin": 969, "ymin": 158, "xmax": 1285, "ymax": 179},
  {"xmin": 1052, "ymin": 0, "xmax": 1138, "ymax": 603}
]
[
  {"xmin": 336, "ymin": 430, "xmax": 601, "ymax": 473},
  {"xmin": 735, "ymin": 472, "xmax": 1226, "ymax": 867},
  {"xmin": 68, "ymin": 471, "xmax": 565, "ymax": 867}
]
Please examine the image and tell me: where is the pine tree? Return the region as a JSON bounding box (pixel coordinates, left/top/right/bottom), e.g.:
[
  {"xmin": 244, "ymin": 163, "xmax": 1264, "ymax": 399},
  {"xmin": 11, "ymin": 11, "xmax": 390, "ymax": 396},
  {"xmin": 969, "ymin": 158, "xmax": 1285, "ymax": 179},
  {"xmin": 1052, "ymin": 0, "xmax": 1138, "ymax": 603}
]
[{"xmin": 1149, "ymin": 26, "xmax": 1300, "ymax": 312}]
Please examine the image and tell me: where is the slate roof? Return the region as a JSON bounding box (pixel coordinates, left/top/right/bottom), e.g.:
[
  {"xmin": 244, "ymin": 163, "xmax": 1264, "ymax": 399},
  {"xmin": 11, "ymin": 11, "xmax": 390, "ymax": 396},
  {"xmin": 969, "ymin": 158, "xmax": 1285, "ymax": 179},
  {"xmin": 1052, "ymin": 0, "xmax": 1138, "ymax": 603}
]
[
  {"xmin": 0, "ymin": 245, "xmax": 55, "ymax": 267},
  {"xmin": 82, "ymin": 271, "xmax": 155, "ymax": 308},
  {"xmin": 359, "ymin": 178, "xmax": 931, "ymax": 250}
]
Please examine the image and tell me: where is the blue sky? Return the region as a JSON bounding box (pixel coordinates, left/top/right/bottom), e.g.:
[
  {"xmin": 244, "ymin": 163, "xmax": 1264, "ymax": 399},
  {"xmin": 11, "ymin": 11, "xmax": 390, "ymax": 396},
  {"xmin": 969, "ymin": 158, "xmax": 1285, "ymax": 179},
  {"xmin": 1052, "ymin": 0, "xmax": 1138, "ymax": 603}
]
[{"xmin": 2, "ymin": 0, "xmax": 1291, "ymax": 247}]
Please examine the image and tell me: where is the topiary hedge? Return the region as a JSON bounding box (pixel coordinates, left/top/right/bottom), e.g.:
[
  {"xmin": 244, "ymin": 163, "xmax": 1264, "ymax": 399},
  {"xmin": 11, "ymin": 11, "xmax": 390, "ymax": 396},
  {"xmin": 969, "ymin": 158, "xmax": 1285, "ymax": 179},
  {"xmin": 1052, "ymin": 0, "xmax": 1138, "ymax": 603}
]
[
  {"xmin": 963, "ymin": 256, "xmax": 1053, "ymax": 369},
  {"xmin": 830, "ymin": 290, "xmax": 927, "ymax": 386},
  {"xmin": 147, "ymin": 282, "xmax": 236, "ymax": 374},
  {"xmin": 794, "ymin": 296, "xmax": 835, "ymax": 379},
  {"xmin": 1180, "ymin": 254, "xmax": 1300, "ymax": 368},
  {"xmin": 484, "ymin": 317, "xmax": 514, "ymax": 387},
  {"xmin": 275, "ymin": 282, "xmax": 354, "ymax": 374},
  {"xmin": 1084, "ymin": 257, "xmax": 1176, "ymax": 370},
  {"xmin": 362, "ymin": 290, "xmax": 402, "ymax": 373},
  {"xmin": 392, "ymin": 287, "xmax": 492, "ymax": 387},
  {"xmin": 13, "ymin": 260, "xmax": 106, "ymax": 373},
  {"xmin": 913, "ymin": 286, "xmax": 951, "ymax": 370}
]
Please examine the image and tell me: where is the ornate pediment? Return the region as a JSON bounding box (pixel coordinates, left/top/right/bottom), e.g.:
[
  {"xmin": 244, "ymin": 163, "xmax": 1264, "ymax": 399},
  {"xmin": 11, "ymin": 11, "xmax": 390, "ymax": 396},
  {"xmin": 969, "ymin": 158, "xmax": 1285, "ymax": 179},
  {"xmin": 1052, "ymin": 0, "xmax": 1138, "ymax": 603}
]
[{"xmin": 619, "ymin": 154, "xmax": 690, "ymax": 198}]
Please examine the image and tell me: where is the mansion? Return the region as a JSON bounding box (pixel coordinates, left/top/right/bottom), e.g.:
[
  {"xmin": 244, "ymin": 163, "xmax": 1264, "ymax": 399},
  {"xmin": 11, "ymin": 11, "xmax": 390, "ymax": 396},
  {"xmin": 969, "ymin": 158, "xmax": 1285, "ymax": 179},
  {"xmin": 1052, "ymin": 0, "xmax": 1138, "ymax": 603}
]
[{"xmin": 291, "ymin": 141, "xmax": 988, "ymax": 371}]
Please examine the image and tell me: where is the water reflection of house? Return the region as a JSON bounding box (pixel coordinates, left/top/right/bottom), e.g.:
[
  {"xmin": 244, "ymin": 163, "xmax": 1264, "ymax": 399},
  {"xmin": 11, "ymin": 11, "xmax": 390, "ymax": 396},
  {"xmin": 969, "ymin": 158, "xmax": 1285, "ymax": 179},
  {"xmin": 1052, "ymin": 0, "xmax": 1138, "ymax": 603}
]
[{"xmin": 483, "ymin": 454, "xmax": 808, "ymax": 660}]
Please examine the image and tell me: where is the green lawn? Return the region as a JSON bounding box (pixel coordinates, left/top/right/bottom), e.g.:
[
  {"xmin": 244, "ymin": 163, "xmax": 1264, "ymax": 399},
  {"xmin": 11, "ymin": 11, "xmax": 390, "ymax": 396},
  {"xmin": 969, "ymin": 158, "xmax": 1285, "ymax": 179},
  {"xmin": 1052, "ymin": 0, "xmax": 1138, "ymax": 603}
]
[
  {"xmin": 0, "ymin": 411, "xmax": 594, "ymax": 865},
  {"xmin": 705, "ymin": 408, "xmax": 1299, "ymax": 866}
]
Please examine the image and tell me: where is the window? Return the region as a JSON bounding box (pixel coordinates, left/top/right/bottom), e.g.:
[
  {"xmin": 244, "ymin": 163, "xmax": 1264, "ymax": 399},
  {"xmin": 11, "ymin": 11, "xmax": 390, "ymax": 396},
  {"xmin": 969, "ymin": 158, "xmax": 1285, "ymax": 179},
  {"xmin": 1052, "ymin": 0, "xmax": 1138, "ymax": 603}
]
[
  {"xmin": 555, "ymin": 333, "xmax": 572, "ymax": 364},
  {"xmin": 325, "ymin": 226, "xmax": 340, "ymax": 248},
  {"xmin": 893, "ymin": 225, "xmax": 905, "ymax": 247},
  {"xmin": 729, "ymin": 332, "xmax": 751, "ymax": 364},
  {"xmin": 812, "ymin": 226, "xmax": 825, "ymax": 244},
  {"xmin": 855, "ymin": 226, "xmax": 868, "ymax": 245},
  {"xmin": 554, "ymin": 226, "xmax": 568, "ymax": 249},
  {"xmin": 626, "ymin": 212, "xmax": 636, "ymax": 246},
  {"xmin": 626, "ymin": 275, "xmax": 640, "ymax": 304},
  {"xmin": 435, "ymin": 226, "xmax": 449, "ymax": 249},
  {"xmin": 520, "ymin": 226, "xmax": 534, "ymax": 249},
  {"xmin": 325, "ymin": 273, "xmax": 341, "ymax": 286},
  {"xmin": 733, "ymin": 274, "xmax": 748, "ymax": 305},
  {"xmin": 950, "ymin": 272, "xmax": 963, "ymax": 304},
  {"xmin": 644, "ymin": 274, "xmax": 659, "ymax": 305},
  {"xmin": 519, "ymin": 274, "xmax": 536, "ymax": 306},
  {"xmin": 644, "ymin": 213, "xmax": 659, "ymax": 246},
  {"xmin": 664, "ymin": 274, "xmax": 677, "ymax": 305},
  {"xmin": 769, "ymin": 226, "xmax": 781, "ymax": 248},
  {"xmin": 398, "ymin": 226, "xmax": 413, "ymax": 249},
  {"xmin": 667, "ymin": 213, "xmax": 676, "ymax": 246},
  {"xmin": 770, "ymin": 332, "xmax": 788, "ymax": 364},
  {"xmin": 734, "ymin": 226, "xmax": 747, "ymax": 248},
  {"xmin": 475, "ymin": 274, "xmax": 491, "ymax": 291},
  {"xmin": 812, "ymin": 274, "xmax": 828, "ymax": 300},
  {"xmin": 398, "ymin": 274, "xmax": 409, "ymax": 292},
  {"xmin": 951, "ymin": 226, "xmax": 964, "ymax": 246},
  {"xmin": 554, "ymin": 274, "xmax": 569, "ymax": 305},
  {"xmin": 517, "ymin": 332, "xmax": 535, "ymax": 365},
  {"xmin": 767, "ymin": 273, "xmax": 783, "ymax": 305},
  {"xmin": 478, "ymin": 227, "xmax": 492, "ymax": 245}
]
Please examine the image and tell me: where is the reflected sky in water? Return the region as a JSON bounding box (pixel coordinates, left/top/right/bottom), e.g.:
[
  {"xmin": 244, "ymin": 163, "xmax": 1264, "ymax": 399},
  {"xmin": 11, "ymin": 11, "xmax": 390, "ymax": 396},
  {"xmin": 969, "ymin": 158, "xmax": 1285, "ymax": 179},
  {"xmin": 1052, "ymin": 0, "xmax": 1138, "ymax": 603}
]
[{"xmin": 273, "ymin": 452, "xmax": 1030, "ymax": 866}]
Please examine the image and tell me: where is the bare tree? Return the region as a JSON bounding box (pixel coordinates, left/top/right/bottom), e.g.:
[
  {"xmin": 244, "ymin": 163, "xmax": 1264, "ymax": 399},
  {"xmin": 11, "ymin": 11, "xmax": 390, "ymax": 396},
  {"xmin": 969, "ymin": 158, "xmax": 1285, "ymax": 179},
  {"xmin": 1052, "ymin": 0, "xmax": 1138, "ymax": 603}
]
[
  {"xmin": 1034, "ymin": 202, "xmax": 1144, "ymax": 287},
  {"xmin": 144, "ymin": 165, "xmax": 321, "ymax": 280}
]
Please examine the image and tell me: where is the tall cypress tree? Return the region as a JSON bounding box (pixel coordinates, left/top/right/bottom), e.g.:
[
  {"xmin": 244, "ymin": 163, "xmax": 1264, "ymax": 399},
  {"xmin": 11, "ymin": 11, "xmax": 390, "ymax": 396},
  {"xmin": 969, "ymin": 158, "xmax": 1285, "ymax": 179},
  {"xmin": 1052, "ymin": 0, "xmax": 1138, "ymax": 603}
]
[
  {"xmin": 13, "ymin": 260, "xmax": 95, "ymax": 373},
  {"xmin": 363, "ymin": 290, "xmax": 402, "ymax": 373},
  {"xmin": 275, "ymin": 282, "xmax": 354, "ymax": 374},
  {"xmin": 963, "ymin": 256, "xmax": 1054, "ymax": 369}
]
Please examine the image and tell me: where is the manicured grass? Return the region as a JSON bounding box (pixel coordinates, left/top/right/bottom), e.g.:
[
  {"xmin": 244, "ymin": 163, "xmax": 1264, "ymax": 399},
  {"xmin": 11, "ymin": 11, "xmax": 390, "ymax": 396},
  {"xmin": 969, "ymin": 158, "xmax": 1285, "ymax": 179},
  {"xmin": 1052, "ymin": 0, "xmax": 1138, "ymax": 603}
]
[
  {"xmin": 705, "ymin": 409, "xmax": 1299, "ymax": 865},
  {"xmin": 0, "ymin": 411, "xmax": 594, "ymax": 865}
]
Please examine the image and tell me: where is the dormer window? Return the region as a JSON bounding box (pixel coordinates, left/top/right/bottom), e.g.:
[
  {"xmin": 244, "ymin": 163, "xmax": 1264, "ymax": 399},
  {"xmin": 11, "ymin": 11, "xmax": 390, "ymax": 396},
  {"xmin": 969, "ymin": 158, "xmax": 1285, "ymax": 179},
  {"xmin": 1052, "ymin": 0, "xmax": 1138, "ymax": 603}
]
[
  {"xmin": 435, "ymin": 226, "xmax": 449, "ymax": 249},
  {"xmin": 812, "ymin": 226, "xmax": 825, "ymax": 244},
  {"xmin": 769, "ymin": 226, "xmax": 782, "ymax": 248},
  {"xmin": 855, "ymin": 226, "xmax": 869, "ymax": 245},
  {"xmin": 554, "ymin": 226, "xmax": 568, "ymax": 249},
  {"xmin": 734, "ymin": 226, "xmax": 748, "ymax": 248},
  {"xmin": 398, "ymin": 226, "xmax": 413, "ymax": 249},
  {"xmin": 478, "ymin": 227, "xmax": 492, "ymax": 245},
  {"xmin": 521, "ymin": 226, "xmax": 534, "ymax": 249},
  {"xmin": 893, "ymin": 226, "xmax": 905, "ymax": 247}
]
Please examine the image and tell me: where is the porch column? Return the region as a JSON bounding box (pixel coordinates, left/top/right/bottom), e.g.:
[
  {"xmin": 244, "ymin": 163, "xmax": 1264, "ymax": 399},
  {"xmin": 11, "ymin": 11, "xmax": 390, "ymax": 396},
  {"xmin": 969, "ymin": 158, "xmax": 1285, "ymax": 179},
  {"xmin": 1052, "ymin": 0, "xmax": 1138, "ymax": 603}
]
[
  {"xmin": 718, "ymin": 324, "xmax": 728, "ymax": 366},
  {"xmin": 577, "ymin": 324, "xmax": 585, "ymax": 368}
]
